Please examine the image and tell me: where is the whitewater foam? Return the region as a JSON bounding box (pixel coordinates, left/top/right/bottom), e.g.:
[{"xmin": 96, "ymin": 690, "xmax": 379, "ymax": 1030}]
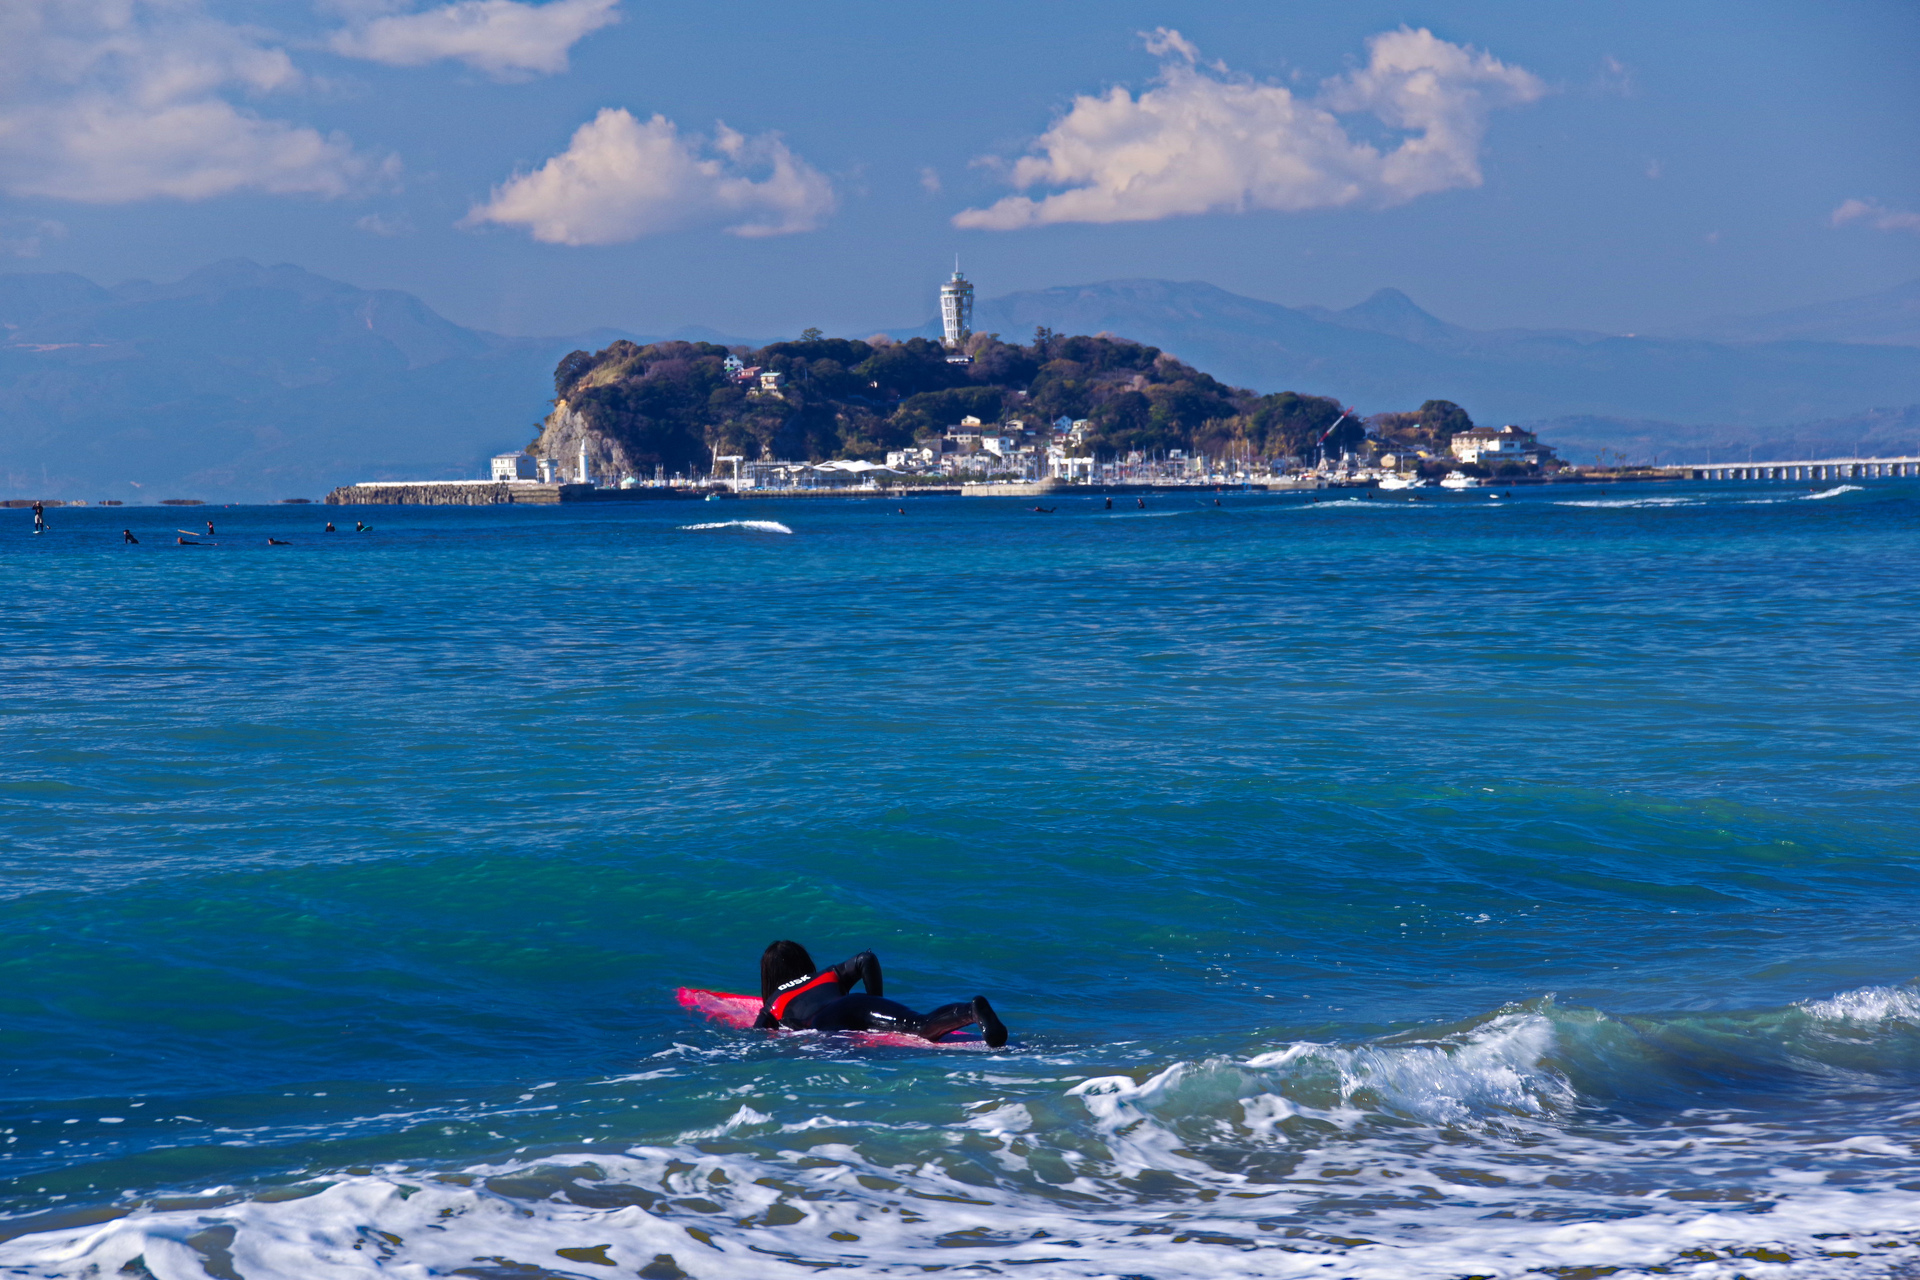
[
  {"xmin": 677, "ymin": 519, "xmax": 794, "ymax": 534},
  {"xmin": 7, "ymin": 1008, "xmax": 1916, "ymax": 1278},
  {"xmin": 1798, "ymin": 984, "xmax": 1920, "ymax": 1024}
]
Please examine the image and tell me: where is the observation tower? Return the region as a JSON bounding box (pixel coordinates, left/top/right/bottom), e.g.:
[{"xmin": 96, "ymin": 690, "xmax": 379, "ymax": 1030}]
[{"xmin": 940, "ymin": 261, "xmax": 974, "ymax": 350}]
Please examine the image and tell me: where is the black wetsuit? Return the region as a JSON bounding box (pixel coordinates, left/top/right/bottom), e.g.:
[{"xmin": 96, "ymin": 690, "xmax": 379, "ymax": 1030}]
[{"xmin": 753, "ymin": 951, "xmax": 997, "ymax": 1043}]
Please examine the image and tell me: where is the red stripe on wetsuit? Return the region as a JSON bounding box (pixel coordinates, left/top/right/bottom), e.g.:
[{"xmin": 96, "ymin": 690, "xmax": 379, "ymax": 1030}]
[{"xmin": 769, "ymin": 971, "xmax": 838, "ymax": 1021}]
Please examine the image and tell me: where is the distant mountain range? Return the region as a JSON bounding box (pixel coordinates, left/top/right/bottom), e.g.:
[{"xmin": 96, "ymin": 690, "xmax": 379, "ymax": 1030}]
[
  {"xmin": 2, "ymin": 260, "xmax": 1917, "ymax": 501},
  {"xmin": 897, "ymin": 278, "xmax": 1920, "ymax": 435},
  {"xmin": 0, "ymin": 260, "xmax": 646, "ymax": 502}
]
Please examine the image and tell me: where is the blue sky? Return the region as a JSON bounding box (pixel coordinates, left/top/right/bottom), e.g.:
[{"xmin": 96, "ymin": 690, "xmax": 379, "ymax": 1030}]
[{"xmin": 2, "ymin": 0, "xmax": 1916, "ymax": 339}]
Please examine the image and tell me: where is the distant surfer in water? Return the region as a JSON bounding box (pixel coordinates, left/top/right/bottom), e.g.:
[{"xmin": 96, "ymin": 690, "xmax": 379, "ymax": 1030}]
[
  {"xmin": 32, "ymin": 501, "xmax": 46, "ymax": 533},
  {"xmin": 1136, "ymin": 497, "xmax": 1146, "ymax": 509},
  {"xmin": 268, "ymin": 537, "xmax": 291, "ymax": 545},
  {"xmin": 754, "ymin": 940, "xmax": 1007, "ymax": 1047},
  {"xmin": 122, "ymin": 529, "xmax": 138, "ymax": 544},
  {"xmin": 325, "ymin": 522, "xmax": 336, "ymax": 532},
  {"xmin": 1032, "ymin": 505, "xmax": 1055, "ymax": 513},
  {"xmin": 1105, "ymin": 497, "xmax": 1112, "ymax": 510}
]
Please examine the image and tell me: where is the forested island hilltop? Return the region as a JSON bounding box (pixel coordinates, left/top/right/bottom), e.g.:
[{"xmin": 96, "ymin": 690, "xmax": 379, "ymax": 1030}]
[{"xmin": 530, "ymin": 329, "xmax": 1436, "ymax": 482}]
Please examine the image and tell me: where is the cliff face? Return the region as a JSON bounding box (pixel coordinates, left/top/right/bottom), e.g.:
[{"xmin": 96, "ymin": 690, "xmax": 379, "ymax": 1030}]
[
  {"xmin": 525, "ymin": 333, "xmax": 1355, "ymax": 480},
  {"xmin": 532, "ymin": 401, "xmax": 640, "ymax": 484}
]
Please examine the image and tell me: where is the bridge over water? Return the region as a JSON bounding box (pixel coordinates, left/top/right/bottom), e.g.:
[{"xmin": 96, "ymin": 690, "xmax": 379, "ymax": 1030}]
[{"xmin": 1686, "ymin": 457, "xmax": 1920, "ymax": 481}]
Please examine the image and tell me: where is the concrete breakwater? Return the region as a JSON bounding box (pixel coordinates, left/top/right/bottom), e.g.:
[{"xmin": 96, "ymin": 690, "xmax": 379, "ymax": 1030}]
[{"xmin": 326, "ymin": 482, "xmax": 708, "ymax": 505}]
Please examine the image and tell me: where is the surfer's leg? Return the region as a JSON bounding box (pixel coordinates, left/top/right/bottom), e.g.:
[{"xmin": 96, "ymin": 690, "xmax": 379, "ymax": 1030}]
[
  {"xmin": 812, "ymin": 995, "xmax": 1008, "ymax": 1046},
  {"xmin": 913, "ymin": 998, "xmax": 1007, "ymax": 1047},
  {"xmin": 810, "ymin": 994, "xmax": 920, "ymax": 1034}
]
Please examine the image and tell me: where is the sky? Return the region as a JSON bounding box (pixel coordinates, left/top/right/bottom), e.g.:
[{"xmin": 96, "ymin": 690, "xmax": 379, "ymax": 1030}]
[{"xmin": 1, "ymin": 0, "xmax": 1916, "ymax": 340}]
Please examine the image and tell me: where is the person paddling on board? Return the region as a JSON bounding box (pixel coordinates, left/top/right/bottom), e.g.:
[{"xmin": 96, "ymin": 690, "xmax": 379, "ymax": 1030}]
[{"xmin": 752, "ymin": 940, "xmax": 1007, "ymax": 1047}]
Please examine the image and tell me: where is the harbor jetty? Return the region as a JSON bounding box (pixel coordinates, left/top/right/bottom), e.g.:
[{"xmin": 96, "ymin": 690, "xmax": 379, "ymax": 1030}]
[{"xmin": 325, "ymin": 481, "xmax": 706, "ymax": 505}]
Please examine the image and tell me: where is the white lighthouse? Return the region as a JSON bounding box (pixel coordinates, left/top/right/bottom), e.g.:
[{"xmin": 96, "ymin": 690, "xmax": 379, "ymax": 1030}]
[
  {"xmin": 578, "ymin": 439, "xmax": 591, "ymax": 486},
  {"xmin": 940, "ymin": 261, "xmax": 974, "ymax": 350}
]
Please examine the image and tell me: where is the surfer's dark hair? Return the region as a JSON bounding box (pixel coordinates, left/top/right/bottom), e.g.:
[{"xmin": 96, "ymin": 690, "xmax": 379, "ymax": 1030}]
[{"xmin": 760, "ymin": 940, "xmax": 817, "ymax": 1001}]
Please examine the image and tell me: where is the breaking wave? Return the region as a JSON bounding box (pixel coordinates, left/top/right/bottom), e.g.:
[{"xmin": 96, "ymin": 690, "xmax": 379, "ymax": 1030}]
[
  {"xmin": 677, "ymin": 519, "xmax": 794, "ymax": 534},
  {"xmin": 5, "ymin": 998, "xmax": 1920, "ymax": 1278}
]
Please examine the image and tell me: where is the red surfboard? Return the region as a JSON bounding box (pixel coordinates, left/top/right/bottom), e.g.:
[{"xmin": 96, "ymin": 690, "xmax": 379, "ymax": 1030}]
[{"xmin": 674, "ymin": 988, "xmax": 989, "ymax": 1050}]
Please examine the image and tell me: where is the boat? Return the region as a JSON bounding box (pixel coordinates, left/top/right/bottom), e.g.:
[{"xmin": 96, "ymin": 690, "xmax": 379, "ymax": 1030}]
[
  {"xmin": 1439, "ymin": 470, "xmax": 1480, "ymax": 490},
  {"xmin": 1377, "ymin": 474, "xmax": 1428, "ymax": 490}
]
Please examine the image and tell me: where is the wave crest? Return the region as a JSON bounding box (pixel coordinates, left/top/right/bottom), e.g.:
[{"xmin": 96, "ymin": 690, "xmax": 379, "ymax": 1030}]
[
  {"xmin": 1797, "ymin": 984, "xmax": 1920, "ymax": 1024},
  {"xmin": 677, "ymin": 519, "xmax": 793, "ymax": 534}
]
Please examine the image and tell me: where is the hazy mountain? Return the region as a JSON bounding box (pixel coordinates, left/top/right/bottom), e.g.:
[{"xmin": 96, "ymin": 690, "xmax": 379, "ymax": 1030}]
[
  {"xmin": 0, "ymin": 260, "xmax": 603, "ymax": 502},
  {"xmin": 1677, "ymin": 278, "xmax": 1920, "ymax": 347},
  {"xmin": 1526, "ymin": 404, "xmax": 1920, "ymax": 467},
  {"xmin": 907, "ymin": 278, "xmax": 1920, "ymax": 429}
]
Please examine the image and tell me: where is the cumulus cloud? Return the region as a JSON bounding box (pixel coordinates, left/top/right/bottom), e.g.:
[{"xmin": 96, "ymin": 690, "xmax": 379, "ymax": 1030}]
[
  {"xmin": 0, "ymin": 0, "xmax": 371, "ymax": 202},
  {"xmin": 1831, "ymin": 198, "xmax": 1920, "ymax": 235},
  {"xmin": 329, "ymin": 0, "xmax": 620, "ymax": 79},
  {"xmin": 466, "ymin": 108, "xmax": 835, "ymax": 244},
  {"xmin": 955, "ymin": 26, "xmax": 1544, "ymax": 230}
]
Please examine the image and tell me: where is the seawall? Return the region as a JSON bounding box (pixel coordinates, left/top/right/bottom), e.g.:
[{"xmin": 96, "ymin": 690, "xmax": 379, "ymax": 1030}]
[{"xmin": 325, "ymin": 482, "xmax": 708, "ymax": 506}]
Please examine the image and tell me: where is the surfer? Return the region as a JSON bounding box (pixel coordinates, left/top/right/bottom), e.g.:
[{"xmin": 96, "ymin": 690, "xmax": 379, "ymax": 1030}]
[
  {"xmin": 32, "ymin": 501, "xmax": 46, "ymax": 533},
  {"xmin": 1136, "ymin": 497, "xmax": 1146, "ymax": 509},
  {"xmin": 325, "ymin": 522, "xmax": 336, "ymax": 532},
  {"xmin": 1032, "ymin": 506, "xmax": 1055, "ymax": 513},
  {"xmin": 268, "ymin": 537, "xmax": 291, "ymax": 546},
  {"xmin": 1104, "ymin": 497, "xmax": 1112, "ymax": 510},
  {"xmin": 122, "ymin": 530, "xmax": 138, "ymax": 544},
  {"xmin": 176, "ymin": 536, "xmax": 202, "ymax": 545},
  {"xmin": 753, "ymin": 940, "xmax": 1007, "ymax": 1047},
  {"xmin": 205, "ymin": 520, "xmax": 215, "ymax": 536}
]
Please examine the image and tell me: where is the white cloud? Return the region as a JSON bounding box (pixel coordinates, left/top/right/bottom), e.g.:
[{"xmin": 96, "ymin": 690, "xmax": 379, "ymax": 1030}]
[
  {"xmin": 466, "ymin": 108, "xmax": 835, "ymax": 244},
  {"xmin": 0, "ymin": 217, "xmax": 67, "ymax": 257},
  {"xmin": 1831, "ymin": 198, "xmax": 1920, "ymax": 235},
  {"xmin": 0, "ymin": 0, "xmax": 371, "ymax": 202},
  {"xmin": 919, "ymin": 166, "xmax": 942, "ymax": 194},
  {"xmin": 954, "ymin": 26, "xmax": 1544, "ymax": 230},
  {"xmin": 329, "ymin": 0, "xmax": 620, "ymax": 79},
  {"xmin": 355, "ymin": 211, "xmax": 414, "ymax": 236}
]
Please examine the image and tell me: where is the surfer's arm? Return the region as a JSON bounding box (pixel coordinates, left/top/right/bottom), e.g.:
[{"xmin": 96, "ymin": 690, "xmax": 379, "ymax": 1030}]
[{"xmin": 834, "ymin": 951, "xmax": 883, "ymax": 997}]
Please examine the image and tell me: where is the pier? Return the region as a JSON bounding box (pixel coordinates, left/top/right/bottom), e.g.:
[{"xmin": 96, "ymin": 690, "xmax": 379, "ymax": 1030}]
[{"xmin": 1686, "ymin": 456, "xmax": 1920, "ymax": 482}]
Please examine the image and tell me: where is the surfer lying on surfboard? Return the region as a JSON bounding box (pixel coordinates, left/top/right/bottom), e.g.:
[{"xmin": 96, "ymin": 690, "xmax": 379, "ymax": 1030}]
[{"xmin": 755, "ymin": 940, "xmax": 1007, "ymax": 1047}]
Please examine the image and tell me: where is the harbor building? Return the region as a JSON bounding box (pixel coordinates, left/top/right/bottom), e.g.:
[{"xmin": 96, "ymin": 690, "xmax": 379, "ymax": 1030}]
[{"xmin": 491, "ymin": 453, "xmax": 536, "ymax": 481}]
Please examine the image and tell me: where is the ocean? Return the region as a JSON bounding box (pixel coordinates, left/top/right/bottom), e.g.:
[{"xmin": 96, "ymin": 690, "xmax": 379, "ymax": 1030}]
[{"xmin": 2, "ymin": 482, "xmax": 1917, "ymax": 1278}]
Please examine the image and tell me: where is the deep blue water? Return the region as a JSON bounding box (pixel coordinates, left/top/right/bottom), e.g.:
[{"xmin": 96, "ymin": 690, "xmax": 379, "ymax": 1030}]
[{"xmin": 1, "ymin": 483, "xmax": 1917, "ymax": 1278}]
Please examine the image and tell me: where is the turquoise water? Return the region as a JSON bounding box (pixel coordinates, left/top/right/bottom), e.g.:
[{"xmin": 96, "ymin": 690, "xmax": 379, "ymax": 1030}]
[{"xmin": 2, "ymin": 483, "xmax": 1918, "ymax": 1278}]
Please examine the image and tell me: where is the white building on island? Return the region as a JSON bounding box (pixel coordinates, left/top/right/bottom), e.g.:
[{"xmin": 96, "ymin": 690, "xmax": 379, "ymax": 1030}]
[{"xmin": 491, "ymin": 453, "xmax": 535, "ymax": 481}]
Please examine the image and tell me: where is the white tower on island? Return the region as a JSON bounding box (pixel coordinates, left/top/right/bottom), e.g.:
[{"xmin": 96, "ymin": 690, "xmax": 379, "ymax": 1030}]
[
  {"xmin": 940, "ymin": 260, "xmax": 974, "ymax": 350},
  {"xmin": 578, "ymin": 439, "xmax": 591, "ymax": 486}
]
